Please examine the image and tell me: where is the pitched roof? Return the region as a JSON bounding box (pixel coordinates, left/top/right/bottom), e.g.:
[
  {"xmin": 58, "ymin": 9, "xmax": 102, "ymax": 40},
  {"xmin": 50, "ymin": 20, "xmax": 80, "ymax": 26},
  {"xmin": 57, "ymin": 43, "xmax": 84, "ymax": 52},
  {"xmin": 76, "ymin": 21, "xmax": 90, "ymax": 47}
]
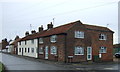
[
  {"xmin": 84, "ymin": 24, "xmax": 114, "ymax": 32},
  {"xmin": 10, "ymin": 38, "xmax": 22, "ymax": 45},
  {"xmin": 20, "ymin": 20, "xmax": 113, "ymax": 41}
]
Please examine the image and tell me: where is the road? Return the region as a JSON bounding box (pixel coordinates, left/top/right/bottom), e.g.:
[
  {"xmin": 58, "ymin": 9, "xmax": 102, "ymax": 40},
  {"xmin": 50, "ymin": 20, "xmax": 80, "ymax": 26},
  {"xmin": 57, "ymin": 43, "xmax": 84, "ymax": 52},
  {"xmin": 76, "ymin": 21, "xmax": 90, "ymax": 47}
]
[
  {"xmin": 0, "ymin": 53, "xmax": 67, "ymax": 70},
  {"xmin": 0, "ymin": 52, "xmax": 120, "ymax": 72}
]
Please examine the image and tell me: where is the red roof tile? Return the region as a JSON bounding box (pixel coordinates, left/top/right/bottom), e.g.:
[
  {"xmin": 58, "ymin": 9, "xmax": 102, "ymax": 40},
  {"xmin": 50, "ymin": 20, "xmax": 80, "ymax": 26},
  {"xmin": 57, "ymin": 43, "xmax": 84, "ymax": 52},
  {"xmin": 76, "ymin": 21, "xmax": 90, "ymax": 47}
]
[{"xmin": 20, "ymin": 20, "xmax": 113, "ymax": 41}]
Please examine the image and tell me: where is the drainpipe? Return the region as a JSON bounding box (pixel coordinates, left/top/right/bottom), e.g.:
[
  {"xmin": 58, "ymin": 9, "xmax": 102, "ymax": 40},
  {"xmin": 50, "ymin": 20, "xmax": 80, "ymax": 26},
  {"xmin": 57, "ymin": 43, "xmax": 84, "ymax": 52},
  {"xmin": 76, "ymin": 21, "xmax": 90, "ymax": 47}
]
[
  {"xmin": 64, "ymin": 34, "xmax": 67, "ymax": 63},
  {"xmin": 37, "ymin": 38, "xmax": 39, "ymax": 58}
]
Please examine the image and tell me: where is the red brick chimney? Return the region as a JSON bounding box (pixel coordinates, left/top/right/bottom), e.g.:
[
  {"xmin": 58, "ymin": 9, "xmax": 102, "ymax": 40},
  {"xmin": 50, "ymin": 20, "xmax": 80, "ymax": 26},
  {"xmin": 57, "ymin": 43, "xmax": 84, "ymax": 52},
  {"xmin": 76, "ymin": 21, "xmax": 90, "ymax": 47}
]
[
  {"xmin": 47, "ymin": 22, "xmax": 53, "ymax": 29},
  {"xmin": 38, "ymin": 25, "xmax": 44, "ymax": 32},
  {"xmin": 31, "ymin": 30, "xmax": 36, "ymax": 34},
  {"xmin": 25, "ymin": 31, "xmax": 29, "ymax": 36}
]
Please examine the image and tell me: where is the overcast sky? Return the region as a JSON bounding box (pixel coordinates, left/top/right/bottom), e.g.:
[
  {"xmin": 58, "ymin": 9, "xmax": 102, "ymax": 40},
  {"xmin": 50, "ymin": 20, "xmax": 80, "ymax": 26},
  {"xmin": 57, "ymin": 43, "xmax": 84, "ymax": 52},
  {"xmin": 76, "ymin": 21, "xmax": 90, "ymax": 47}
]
[{"xmin": 0, "ymin": 0, "xmax": 119, "ymax": 44}]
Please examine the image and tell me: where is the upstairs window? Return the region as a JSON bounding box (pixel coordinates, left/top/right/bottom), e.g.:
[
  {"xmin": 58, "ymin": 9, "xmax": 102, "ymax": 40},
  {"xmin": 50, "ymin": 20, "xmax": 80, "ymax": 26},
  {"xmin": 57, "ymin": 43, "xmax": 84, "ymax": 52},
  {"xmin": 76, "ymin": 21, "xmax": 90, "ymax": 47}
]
[
  {"xmin": 19, "ymin": 42, "xmax": 21, "ymax": 45},
  {"xmin": 50, "ymin": 35, "xmax": 57, "ymax": 43},
  {"xmin": 99, "ymin": 34, "xmax": 107, "ymax": 40},
  {"xmin": 99, "ymin": 47, "xmax": 107, "ymax": 53},
  {"xmin": 74, "ymin": 46, "xmax": 84, "ymax": 55},
  {"xmin": 31, "ymin": 39, "xmax": 34, "ymax": 44},
  {"xmin": 75, "ymin": 31, "xmax": 84, "ymax": 38},
  {"xmin": 50, "ymin": 46, "xmax": 57, "ymax": 55},
  {"xmin": 39, "ymin": 38, "xmax": 43, "ymax": 44},
  {"xmin": 39, "ymin": 47, "xmax": 43, "ymax": 54},
  {"xmin": 25, "ymin": 41, "xmax": 27, "ymax": 45}
]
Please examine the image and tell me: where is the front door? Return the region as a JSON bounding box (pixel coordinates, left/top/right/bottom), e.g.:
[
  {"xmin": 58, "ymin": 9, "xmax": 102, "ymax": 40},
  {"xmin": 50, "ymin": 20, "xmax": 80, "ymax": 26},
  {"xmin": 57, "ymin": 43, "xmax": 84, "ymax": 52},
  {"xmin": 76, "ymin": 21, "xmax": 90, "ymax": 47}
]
[
  {"xmin": 87, "ymin": 47, "xmax": 92, "ymax": 60},
  {"xmin": 22, "ymin": 48, "xmax": 23, "ymax": 56},
  {"xmin": 45, "ymin": 46, "xmax": 48, "ymax": 59}
]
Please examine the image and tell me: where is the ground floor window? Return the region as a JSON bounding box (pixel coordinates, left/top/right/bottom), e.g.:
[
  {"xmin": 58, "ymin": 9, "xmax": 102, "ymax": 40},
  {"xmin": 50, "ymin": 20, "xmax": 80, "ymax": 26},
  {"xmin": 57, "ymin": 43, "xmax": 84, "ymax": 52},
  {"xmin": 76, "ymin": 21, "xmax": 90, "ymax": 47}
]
[
  {"xmin": 99, "ymin": 47, "xmax": 107, "ymax": 53},
  {"xmin": 50, "ymin": 46, "xmax": 57, "ymax": 55},
  {"xmin": 31, "ymin": 48, "xmax": 34, "ymax": 53},
  {"xmin": 25, "ymin": 48, "xmax": 27, "ymax": 53},
  {"xmin": 74, "ymin": 46, "xmax": 84, "ymax": 55},
  {"xmin": 39, "ymin": 47, "xmax": 43, "ymax": 54},
  {"xmin": 19, "ymin": 48, "xmax": 21, "ymax": 52},
  {"xmin": 28, "ymin": 48, "xmax": 30, "ymax": 53}
]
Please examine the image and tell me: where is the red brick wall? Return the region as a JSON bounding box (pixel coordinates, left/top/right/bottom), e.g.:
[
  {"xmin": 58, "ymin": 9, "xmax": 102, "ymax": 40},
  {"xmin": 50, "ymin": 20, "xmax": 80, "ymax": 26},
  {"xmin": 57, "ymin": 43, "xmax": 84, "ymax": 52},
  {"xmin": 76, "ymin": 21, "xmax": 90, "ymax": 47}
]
[{"xmin": 38, "ymin": 34, "xmax": 66, "ymax": 62}]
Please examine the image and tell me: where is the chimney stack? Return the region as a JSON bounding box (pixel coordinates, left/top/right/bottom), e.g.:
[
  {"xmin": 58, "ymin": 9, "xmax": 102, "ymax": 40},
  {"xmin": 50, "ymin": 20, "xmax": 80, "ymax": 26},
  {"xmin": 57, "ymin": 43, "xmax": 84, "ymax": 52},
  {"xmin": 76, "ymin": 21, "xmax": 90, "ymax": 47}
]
[
  {"xmin": 31, "ymin": 30, "xmax": 36, "ymax": 34},
  {"xmin": 38, "ymin": 25, "xmax": 43, "ymax": 32},
  {"xmin": 25, "ymin": 31, "xmax": 29, "ymax": 36},
  {"xmin": 47, "ymin": 22, "xmax": 53, "ymax": 29}
]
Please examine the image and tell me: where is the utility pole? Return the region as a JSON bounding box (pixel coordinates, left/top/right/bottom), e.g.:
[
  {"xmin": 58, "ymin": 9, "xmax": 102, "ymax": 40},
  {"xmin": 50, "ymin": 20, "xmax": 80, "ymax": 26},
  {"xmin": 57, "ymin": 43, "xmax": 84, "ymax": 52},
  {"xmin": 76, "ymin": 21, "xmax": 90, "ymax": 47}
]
[
  {"xmin": 106, "ymin": 24, "xmax": 109, "ymax": 28},
  {"xmin": 53, "ymin": 18, "xmax": 55, "ymax": 25},
  {"xmin": 30, "ymin": 24, "xmax": 32, "ymax": 31}
]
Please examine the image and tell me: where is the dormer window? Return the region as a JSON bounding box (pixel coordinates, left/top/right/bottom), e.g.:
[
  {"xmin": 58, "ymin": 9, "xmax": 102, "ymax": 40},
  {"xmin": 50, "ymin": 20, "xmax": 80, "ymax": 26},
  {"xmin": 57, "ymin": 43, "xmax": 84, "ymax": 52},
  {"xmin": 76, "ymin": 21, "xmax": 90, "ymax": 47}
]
[
  {"xmin": 75, "ymin": 31, "xmax": 84, "ymax": 38},
  {"xmin": 39, "ymin": 38, "xmax": 43, "ymax": 44},
  {"xmin": 50, "ymin": 35, "xmax": 57, "ymax": 43},
  {"xmin": 99, "ymin": 34, "xmax": 107, "ymax": 40}
]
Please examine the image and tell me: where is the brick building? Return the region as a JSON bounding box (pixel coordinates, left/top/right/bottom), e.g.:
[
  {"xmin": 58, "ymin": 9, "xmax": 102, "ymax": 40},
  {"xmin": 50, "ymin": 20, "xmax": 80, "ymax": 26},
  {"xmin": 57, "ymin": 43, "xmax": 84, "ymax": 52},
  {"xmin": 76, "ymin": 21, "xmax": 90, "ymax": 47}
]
[{"xmin": 18, "ymin": 20, "xmax": 114, "ymax": 62}]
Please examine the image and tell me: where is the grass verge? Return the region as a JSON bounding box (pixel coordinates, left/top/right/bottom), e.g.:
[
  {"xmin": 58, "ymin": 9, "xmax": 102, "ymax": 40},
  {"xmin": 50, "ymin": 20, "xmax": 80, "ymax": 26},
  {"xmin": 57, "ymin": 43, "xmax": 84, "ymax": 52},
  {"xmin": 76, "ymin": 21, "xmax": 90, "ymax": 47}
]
[{"xmin": 0, "ymin": 62, "xmax": 5, "ymax": 72}]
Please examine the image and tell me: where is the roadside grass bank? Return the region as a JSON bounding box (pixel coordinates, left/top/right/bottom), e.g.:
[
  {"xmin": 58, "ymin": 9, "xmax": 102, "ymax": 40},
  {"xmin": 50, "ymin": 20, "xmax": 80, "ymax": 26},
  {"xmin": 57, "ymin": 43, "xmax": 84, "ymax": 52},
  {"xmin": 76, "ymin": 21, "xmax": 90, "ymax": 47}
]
[{"xmin": 0, "ymin": 62, "xmax": 5, "ymax": 72}]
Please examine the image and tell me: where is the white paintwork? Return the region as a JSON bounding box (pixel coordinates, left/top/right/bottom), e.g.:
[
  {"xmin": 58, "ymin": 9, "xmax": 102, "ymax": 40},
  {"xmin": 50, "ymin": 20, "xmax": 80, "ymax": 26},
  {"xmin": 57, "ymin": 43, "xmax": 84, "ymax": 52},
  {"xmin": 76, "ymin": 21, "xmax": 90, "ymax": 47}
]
[
  {"xmin": 8, "ymin": 45, "xmax": 14, "ymax": 53},
  {"xmin": 18, "ymin": 39, "xmax": 38, "ymax": 58},
  {"xmin": 87, "ymin": 47, "xmax": 92, "ymax": 60},
  {"xmin": 45, "ymin": 46, "xmax": 48, "ymax": 59}
]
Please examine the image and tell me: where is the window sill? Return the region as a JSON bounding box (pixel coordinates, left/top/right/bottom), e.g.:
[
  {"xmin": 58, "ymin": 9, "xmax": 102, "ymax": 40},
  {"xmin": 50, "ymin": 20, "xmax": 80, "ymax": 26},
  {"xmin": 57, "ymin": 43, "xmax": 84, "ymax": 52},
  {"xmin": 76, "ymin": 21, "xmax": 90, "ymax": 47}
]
[
  {"xmin": 75, "ymin": 54, "xmax": 84, "ymax": 55},
  {"xmin": 99, "ymin": 39, "xmax": 106, "ymax": 40}
]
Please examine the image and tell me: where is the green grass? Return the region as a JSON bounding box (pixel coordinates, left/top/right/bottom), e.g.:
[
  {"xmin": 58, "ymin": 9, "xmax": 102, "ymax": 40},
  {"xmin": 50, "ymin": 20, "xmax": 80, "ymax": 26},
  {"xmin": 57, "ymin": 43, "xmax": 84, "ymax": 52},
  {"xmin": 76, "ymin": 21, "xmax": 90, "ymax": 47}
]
[{"xmin": 0, "ymin": 62, "xmax": 5, "ymax": 72}]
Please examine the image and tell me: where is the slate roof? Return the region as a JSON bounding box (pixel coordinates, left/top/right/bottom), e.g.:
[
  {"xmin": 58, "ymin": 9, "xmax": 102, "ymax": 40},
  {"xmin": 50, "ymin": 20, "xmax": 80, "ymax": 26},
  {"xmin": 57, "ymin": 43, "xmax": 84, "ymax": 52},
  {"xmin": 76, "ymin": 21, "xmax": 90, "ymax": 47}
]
[{"xmin": 20, "ymin": 20, "xmax": 114, "ymax": 41}]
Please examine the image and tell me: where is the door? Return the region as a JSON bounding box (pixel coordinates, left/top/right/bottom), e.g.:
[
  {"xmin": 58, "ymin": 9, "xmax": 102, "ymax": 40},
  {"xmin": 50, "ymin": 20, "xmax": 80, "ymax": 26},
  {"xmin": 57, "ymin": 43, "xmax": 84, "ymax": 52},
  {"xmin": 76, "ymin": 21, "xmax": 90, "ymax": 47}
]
[
  {"xmin": 45, "ymin": 46, "xmax": 48, "ymax": 59},
  {"xmin": 87, "ymin": 47, "xmax": 92, "ymax": 60},
  {"xmin": 22, "ymin": 48, "xmax": 23, "ymax": 56}
]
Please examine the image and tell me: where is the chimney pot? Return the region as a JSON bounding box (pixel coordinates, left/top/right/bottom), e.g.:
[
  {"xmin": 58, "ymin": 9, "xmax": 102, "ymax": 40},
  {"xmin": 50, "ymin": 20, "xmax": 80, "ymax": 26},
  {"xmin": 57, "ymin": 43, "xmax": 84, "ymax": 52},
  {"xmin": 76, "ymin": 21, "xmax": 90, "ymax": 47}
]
[
  {"xmin": 25, "ymin": 31, "xmax": 29, "ymax": 36},
  {"xmin": 47, "ymin": 22, "xmax": 53, "ymax": 29},
  {"xmin": 38, "ymin": 25, "xmax": 44, "ymax": 32}
]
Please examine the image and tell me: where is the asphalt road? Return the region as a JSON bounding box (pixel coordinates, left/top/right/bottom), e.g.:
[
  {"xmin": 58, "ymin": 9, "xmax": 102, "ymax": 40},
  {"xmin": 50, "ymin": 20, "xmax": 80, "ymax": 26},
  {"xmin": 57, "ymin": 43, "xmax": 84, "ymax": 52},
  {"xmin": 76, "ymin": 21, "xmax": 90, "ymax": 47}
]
[
  {"xmin": 0, "ymin": 52, "xmax": 120, "ymax": 72},
  {"xmin": 0, "ymin": 53, "xmax": 67, "ymax": 70}
]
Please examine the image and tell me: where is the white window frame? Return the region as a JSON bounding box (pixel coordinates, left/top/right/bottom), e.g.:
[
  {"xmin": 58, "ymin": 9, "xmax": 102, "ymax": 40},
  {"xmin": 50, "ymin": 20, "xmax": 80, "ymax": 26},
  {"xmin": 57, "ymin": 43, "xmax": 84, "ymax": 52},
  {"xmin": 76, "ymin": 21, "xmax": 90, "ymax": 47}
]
[
  {"xmin": 74, "ymin": 46, "xmax": 84, "ymax": 55},
  {"xmin": 31, "ymin": 39, "xmax": 34, "ymax": 44},
  {"xmin": 50, "ymin": 46, "xmax": 57, "ymax": 55},
  {"xmin": 50, "ymin": 35, "xmax": 57, "ymax": 43},
  {"xmin": 39, "ymin": 47, "xmax": 43, "ymax": 54},
  {"xmin": 99, "ymin": 47, "xmax": 107, "ymax": 53},
  {"xmin": 75, "ymin": 31, "xmax": 84, "ymax": 38},
  {"xmin": 31, "ymin": 48, "xmax": 34, "ymax": 53},
  {"xmin": 99, "ymin": 34, "xmax": 107, "ymax": 40},
  {"xmin": 39, "ymin": 38, "xmax": 43, "ymax": 44}
]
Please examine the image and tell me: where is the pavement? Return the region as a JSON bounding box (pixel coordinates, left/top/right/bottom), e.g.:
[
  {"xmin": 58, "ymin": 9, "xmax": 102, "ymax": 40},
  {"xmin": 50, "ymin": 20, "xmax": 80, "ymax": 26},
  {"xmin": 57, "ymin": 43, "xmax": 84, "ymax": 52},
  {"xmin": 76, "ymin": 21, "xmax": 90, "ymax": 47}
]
[{"xmin": 0, "ymin": 52, "xmax": 120, "ymax": 72}]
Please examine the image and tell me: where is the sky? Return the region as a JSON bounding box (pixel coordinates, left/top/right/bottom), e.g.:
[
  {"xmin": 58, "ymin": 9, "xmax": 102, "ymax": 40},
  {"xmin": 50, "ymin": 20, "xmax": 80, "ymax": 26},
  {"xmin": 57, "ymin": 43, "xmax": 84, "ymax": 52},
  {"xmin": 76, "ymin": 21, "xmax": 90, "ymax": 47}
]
[{"xmin": 0, "ymin": 0, "xmax": 119, "ymax": 44}]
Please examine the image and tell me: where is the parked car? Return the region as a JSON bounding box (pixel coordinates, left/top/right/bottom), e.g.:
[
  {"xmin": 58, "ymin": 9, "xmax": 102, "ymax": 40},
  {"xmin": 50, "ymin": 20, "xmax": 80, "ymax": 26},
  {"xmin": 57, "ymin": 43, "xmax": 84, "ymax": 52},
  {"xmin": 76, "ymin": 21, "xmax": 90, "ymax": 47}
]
[{"xmin": 115, "ymin": 51, "xmax": 120, "ymax": 58}]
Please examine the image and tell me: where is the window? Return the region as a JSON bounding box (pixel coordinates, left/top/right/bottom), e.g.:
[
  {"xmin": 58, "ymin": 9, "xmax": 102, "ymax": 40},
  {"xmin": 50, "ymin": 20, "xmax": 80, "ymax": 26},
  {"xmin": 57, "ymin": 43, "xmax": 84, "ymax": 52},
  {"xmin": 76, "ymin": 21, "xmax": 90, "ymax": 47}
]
[
  {"xmin": 25, "ymin": 48, "xmax": 27, "ymax": 52},
  {"xmin": 28, "ymin": 48, "xmax": 30, "ymax": 53},
  {"xmin": 99, "ymin": 34, "xmax": 107, "ymax": 40},
  {"xmin": 50, "ymin": 46, "xmax": 57, "ymax": 55},
  {"xmin": 50, "ymin": 35, "xmax": 57, "ymax": 43},
  {"xmin": 39, "ymin": 38, "xmax": 43, "ymax": 44},
  {"xmin": 25, "ymin": 41, "xmax": 27, "ymax": 45},
  {"xmin": 74, "ymin": 47, "xmax": 84, "ymax": 55},
  {"xmin": 31, "ymin": 48, "xmax": 34, "ymax": 53},
  {"xmin": 39, "ymin": 47, "xmax": 43, "ymax": 54},
  {"xmin": 99, "ymin": 47, "xmax": 107, "ymax": 53},
  {"xmin": 19, "ymin": 42, "xmax": 21, "ymax": 45},
  {"xmin": 31, "ymin": 39, "xmax": 34, "ymax": 44},
  {"xmin": 19, "ymin": 48, "xmax": 21, "ymax": 52},
  {"xmin": 75, "ymin": 31, "xmax": 84, "ymax": 38}
]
